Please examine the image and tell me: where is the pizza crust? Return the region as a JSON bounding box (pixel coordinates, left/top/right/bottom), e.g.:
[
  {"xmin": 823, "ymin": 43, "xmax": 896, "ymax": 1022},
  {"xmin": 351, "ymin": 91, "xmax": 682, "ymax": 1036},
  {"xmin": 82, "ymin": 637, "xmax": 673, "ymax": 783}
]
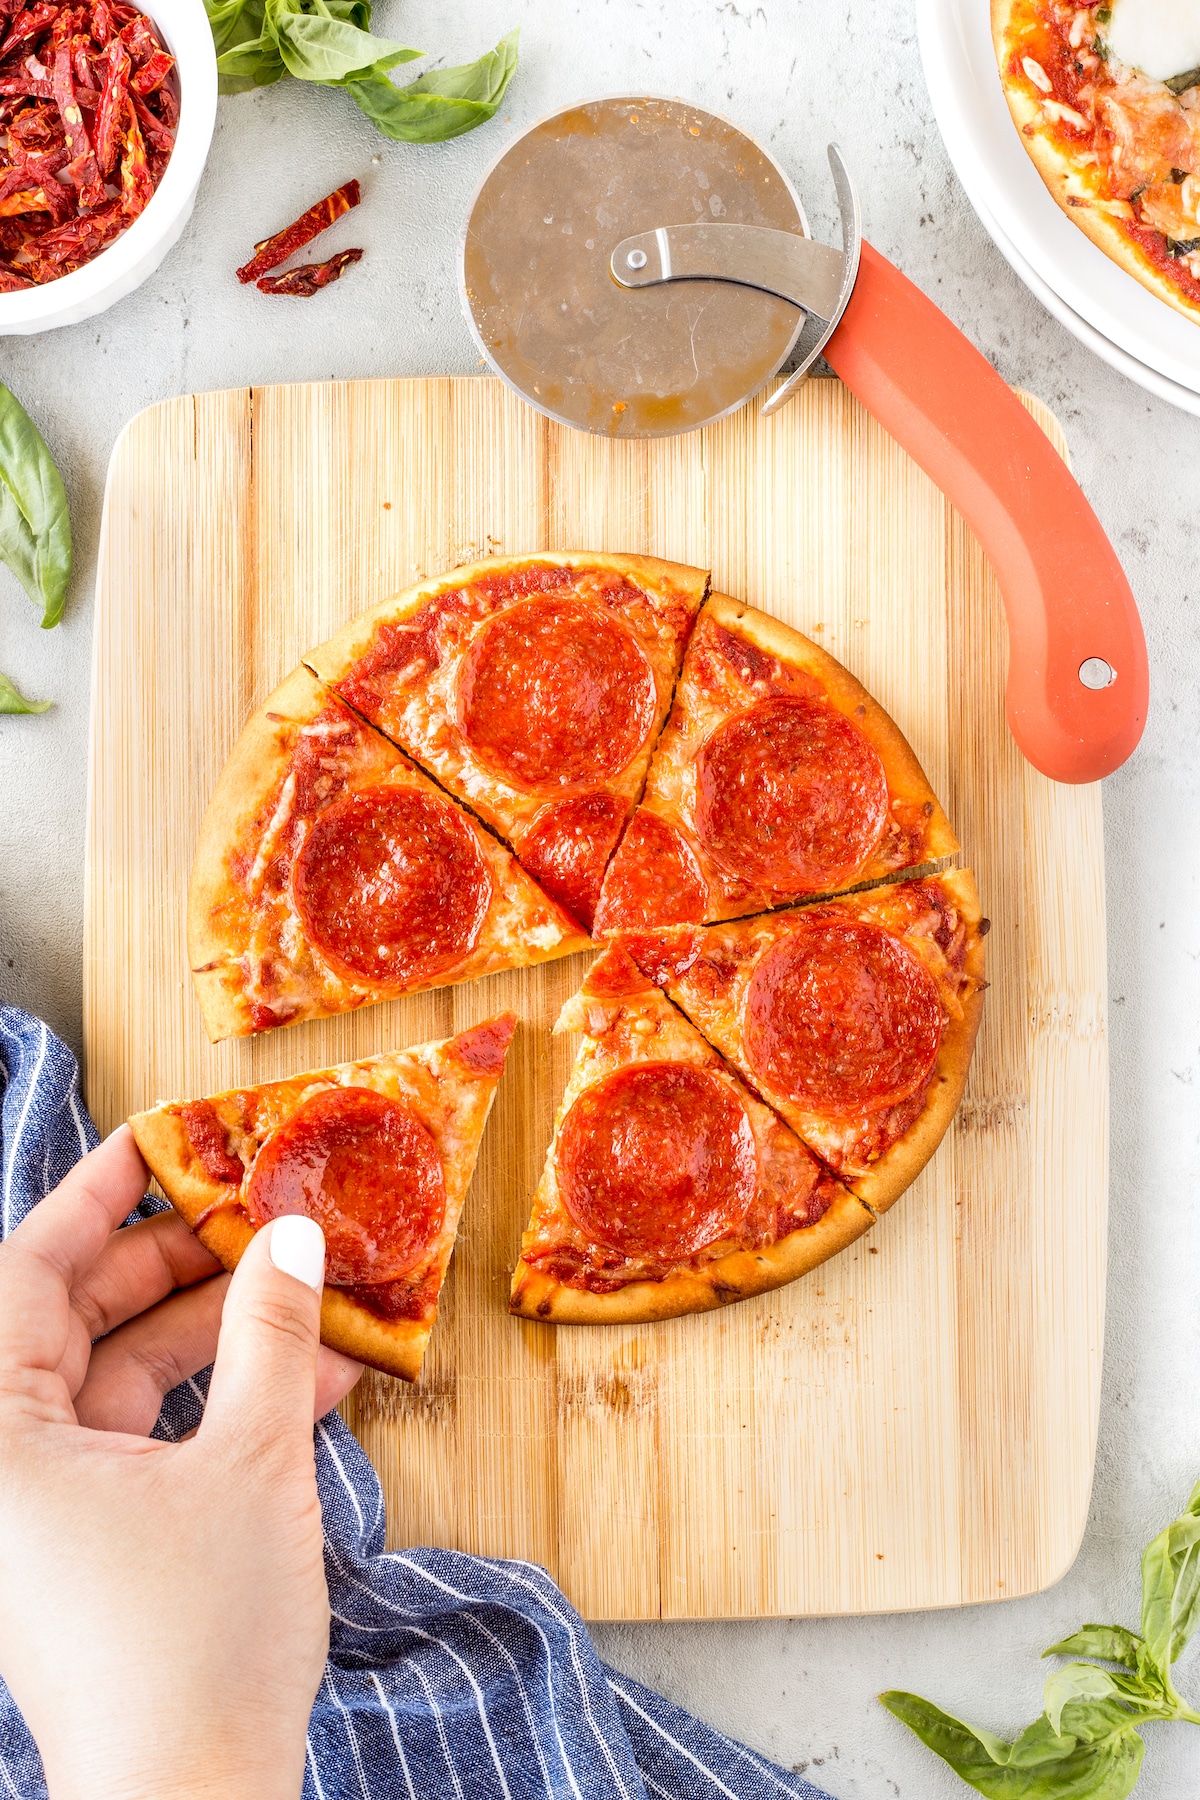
[
  {"xmin": 509, "ymin": 1189, "xmax": 872, "ymax": 1324},
  {"xmin": 992, "ymin": 0, "xmax": 1200, "ymax": 327}
]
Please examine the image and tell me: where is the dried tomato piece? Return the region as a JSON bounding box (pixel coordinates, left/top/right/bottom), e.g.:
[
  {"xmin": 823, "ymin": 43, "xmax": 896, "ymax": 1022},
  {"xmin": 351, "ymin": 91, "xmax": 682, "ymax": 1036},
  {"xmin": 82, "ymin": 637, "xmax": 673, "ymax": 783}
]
[
  {"xmin": 0, "ymin": 4, "xmax": 58, "ymax": 59},
  {"xmin": 117, "ymin": 102, "xmax": 148, "ymax": 214},
  {"xmin": 0, "ymin": 261, "xmax": 31, "ymax": 285},
  {"xmin": 236, "ymin": 180, "xmax": 360, "ymax": 283},
  {"xmin": 51, "ymin": 39, "xmax": 102, "ymax": 203},
  {"xmin": 92, "ymin": 31, "xmax": 125, "ymax": 169},
  {"xmin": 130, "ymin": 87, "xmax": 169, "ymax": 152},
  {"xmin": 256, "ymin": 247, "xmax": 363, "ymax": 295},
  {"xmin": 128, "ymin": 42, "xmax": 166, "ymax": 91}
]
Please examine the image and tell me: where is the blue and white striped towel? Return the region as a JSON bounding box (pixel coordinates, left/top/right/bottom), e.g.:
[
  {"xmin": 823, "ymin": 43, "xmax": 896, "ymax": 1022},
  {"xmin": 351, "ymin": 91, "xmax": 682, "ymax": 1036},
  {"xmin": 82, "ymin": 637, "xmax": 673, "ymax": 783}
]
[{"xmin": 0, "ymin": 1005, "xmax": 837, "ymax": 1800}]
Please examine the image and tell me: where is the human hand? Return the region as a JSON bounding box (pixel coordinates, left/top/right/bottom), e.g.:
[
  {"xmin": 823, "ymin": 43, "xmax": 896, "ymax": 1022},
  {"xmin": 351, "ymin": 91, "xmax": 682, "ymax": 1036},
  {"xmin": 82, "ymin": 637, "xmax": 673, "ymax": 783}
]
[{"xmin": 0, "ymin": 1124, "xmax": 363, "ymax": 1800}]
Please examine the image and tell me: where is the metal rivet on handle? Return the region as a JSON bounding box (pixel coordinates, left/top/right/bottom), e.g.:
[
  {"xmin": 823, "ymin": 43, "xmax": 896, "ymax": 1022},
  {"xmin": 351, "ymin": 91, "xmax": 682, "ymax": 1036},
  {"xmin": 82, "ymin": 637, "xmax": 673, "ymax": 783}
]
[
  {"xmin": 626, "ymin": 248, "xmax": 648, "ymax": 269},
  {"xmin": 1078, "ymin": 657, "xmax": 1116, "ymax": 690}
]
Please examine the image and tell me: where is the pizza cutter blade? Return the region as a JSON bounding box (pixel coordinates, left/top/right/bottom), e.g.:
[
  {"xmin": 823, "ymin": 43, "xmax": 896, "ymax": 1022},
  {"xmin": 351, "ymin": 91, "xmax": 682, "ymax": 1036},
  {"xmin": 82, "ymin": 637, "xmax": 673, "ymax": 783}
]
[{"xmin": 459, "ymin": 96, "xmax": 1148, "ymax": 786}]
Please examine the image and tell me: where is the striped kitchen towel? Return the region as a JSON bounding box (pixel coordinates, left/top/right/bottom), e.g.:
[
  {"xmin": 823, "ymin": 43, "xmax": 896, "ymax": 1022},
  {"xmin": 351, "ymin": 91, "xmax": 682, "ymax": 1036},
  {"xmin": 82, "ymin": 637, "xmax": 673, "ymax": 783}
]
[{"xmin": 0, "ymin": 1005, "xmax": 837, "ymax": 1800}]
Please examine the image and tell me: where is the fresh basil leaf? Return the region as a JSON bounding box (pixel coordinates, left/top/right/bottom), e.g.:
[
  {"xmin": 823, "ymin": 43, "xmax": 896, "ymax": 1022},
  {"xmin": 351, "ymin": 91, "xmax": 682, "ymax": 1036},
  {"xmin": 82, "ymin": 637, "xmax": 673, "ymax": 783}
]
[
  {"xmin": 346, "ymin": 27, "xmax": 517, "ymax": 142},
  {"xmin": 1141, "ymin": 1480, "xmax": 1200, "ymax": 1668},
  {"xmin": 215, "ymin": 29, "xmax": 286, "ymax": 88},
  {"xmin": 273, "ymin": 13, "xmax": 419, "ymax": 83},
  {"xmin": 1044, "ymin": 1669, "xmax": 1127, "ymax": 1738},
  {"xmin": 204, "ymin": 0, "xmax": 265, "ymax": 56},
  {"xmin": 880, "ymin": 1691, "xmax": 1145, "ymax": 1798},
  {"xmin": 0, "ymin": 385, "xmax": 71, "ymax": 629},
  {"xmin": 1044, "ymin": 1628, "xmax": 1144, "ymax": 1671},
  {"xmin": 0, "ymin": 669, "xmax": 49, "ymax": 713}
]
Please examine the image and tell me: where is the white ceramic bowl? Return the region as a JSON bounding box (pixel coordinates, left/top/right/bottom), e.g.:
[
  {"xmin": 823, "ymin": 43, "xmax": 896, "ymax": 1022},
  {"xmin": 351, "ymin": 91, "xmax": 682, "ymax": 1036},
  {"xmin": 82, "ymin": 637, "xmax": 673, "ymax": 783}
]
[{"xmin": 0, "ymin": 0, "xmax": 216, "ymax": 335}]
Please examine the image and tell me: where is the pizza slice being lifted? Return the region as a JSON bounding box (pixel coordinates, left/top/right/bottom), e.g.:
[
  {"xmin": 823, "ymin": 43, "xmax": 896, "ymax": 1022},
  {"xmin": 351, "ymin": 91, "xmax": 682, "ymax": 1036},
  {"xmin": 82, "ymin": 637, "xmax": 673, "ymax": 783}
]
[
  {"xmin": 509, "ymin": 946, "xmax": 869, "ymax": 1324},
  {"xmin": 622, "ymin": 871, "xmax": 987, "ymax": 1215},
  {"xmin": 303, "ymin": 553, "xmax": 709, "ymax": 931},
  {"xmin": 594, "ymin": 594, "xmax": 958, "ymax": 934},
  {"xmin": 129, "ymin": 1014, "xmax": 517, "ymax": 1380},
  {"xmin": 189, "ymin": 666, "xmax": 589, "ymax": 1041}
]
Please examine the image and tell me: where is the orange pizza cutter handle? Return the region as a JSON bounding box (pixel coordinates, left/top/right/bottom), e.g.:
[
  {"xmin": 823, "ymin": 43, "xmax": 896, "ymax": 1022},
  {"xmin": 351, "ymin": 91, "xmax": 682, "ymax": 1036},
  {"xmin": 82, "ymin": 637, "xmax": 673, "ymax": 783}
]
[{"xmin": 821, "ymin": 241, "xmax": 1148, "ymax": 784}]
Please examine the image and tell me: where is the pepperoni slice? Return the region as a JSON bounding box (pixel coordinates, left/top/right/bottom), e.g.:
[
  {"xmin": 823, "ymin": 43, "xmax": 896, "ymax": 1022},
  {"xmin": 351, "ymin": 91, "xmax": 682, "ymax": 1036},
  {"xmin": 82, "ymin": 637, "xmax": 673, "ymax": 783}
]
[
  {"xmin": 180, "ymin": 1101, "xmax": 243, "ymax": 1185},
  {"xmin": 744, "ymin": 916, "xmax": 944, "ymax": 1117},
  {"xmin": 592, "ymin": 809, "xmax": 707, "ymax": 933},
  {"xmin": 293, "ymin": 785, "xmax": 491, "ymax": 987},
  {"xmin": 457, "ymin": 596, "xmax": 657, "ymax": 789},
  {"xmin": 694, "ymin": 695, "xmax": 889, "ymax": 892},
  {"xmin": 557, "ymin": 1063, "xmax": 758, "ymax": 1260},
  {"xmin": 518, "ymin": 792, "xmax": 627, "ymax": 928},
  {"xmin": 245, "ymin": 1086, "xmax": 446, "ymax": 1286}
]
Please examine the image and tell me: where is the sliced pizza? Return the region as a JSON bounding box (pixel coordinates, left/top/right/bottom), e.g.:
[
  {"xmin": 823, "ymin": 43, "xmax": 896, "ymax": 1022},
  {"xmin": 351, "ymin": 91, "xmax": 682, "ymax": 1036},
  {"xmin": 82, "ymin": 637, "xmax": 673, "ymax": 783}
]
[
  {"xmin": 129, "ymin": 1014, "xmax": 516, "ymax": 1380},
  {"xmin": 303, "ymin": 552, "xmax": 710, "ymax": 931},
  {"xmin": 593, "ymin": 594, "xmax": 957, "ymax": 934},
  {"xmin": 189, "ymin": 666, "xmax": 589, "ymax": 1041},
  {"xmin": 622, "ymin": 870, "xmax": 986, "ymax": 1214},
  {"xmin": 509, "ymin": 945, "xmax": 869, "ymax": 1324},
  {"xmin": 993, "ymin": 0, "xmax": 1200, "ymax": 325}
]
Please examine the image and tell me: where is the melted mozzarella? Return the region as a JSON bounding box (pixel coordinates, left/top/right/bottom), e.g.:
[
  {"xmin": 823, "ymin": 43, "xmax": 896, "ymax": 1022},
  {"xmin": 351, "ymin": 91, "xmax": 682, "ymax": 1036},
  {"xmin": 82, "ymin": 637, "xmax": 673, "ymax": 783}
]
[{"xmin": 1104, "ymin": 0, "xmax": 1200, "ymax": 83}]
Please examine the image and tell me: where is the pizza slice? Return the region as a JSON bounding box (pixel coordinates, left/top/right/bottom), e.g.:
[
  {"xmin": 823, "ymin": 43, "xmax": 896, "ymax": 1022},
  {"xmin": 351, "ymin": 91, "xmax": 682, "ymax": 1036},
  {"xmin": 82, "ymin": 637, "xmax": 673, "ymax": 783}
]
[
  {"xmin": 593, "ymin": 594, "xmax": 958, "ymax": 934},
  {"xmin": 509, "ymin": 946, "xmax": 869, "ymax": 1324},
  {"xmin": 621, "ymin": 871, "xmax": 986, "ymax": 1214},
  {"xmin": 994, "ymin": 0, "xmax": 1200, "ymax": 326},
  {"xmin": 130, "ymin": 1014, "xmax": 516, "ymax": 1380},
  {"xmin": 303, "ymin": 552, "xmax": 710, "ymax": 931},
  {"xmin": 189, "ymin": 666, "xmax": 589, "ymax": 1041}
]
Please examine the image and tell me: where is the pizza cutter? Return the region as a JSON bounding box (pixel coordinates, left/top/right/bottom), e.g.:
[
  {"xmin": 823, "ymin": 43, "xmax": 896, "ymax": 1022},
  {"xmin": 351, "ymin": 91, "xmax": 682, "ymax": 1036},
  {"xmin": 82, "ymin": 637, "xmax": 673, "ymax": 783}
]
[{"xmin": 459, "ymin": 96, "xmax": 1148, "ymax": 786}]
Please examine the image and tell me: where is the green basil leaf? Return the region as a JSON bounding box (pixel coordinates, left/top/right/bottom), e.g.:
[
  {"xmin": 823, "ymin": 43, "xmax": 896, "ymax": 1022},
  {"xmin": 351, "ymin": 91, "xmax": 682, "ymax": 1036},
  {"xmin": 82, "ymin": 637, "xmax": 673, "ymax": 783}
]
[
  {"xmin": 273, "ymin": 13, "xmax": 419, "ymax": 83},
  {"xmin": 1141, "ymin": 1479, "xmax": 1200, "ymax": 1668},
  {"xmin": 0, "ymin": 385, "xmax": 71, "ymax": 629},
  {"xmin": 204, "ymin": 0, "xmax": 265, "ymax": 56},
  {"xmin": 881, "ymin": 1691, "xmax": 1145, "ymax": 1798},
  {"xmin": 346, "ymin": 27, "xmax": 518, "ymax": 142},
  {"xmin": 0, "ymin": 669, "xmax": 49, "ymax": 713},
  {"xmin": 215, "ymin": 30, "xmax": 286, "ymax": 88},
  {"xmin": 1043, "ymin": 1669, "xmax": 1125, "ymax": 1738},
  {"xmin": 1044, "ymin": 1628, "xmax": 1144, "ymax": 1670}
]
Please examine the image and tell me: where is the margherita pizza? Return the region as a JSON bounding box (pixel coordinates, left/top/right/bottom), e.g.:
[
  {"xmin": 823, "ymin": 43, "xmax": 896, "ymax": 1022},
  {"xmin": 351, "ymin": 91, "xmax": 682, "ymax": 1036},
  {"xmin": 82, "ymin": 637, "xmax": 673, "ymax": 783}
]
[
  {"xmin": 593, "ymin": 594, "xmax": 957, "ymax": 934},
  {"xmin": 129, "ymin": 1014, "xmax": 516, "ymax": 1379},
  {"xmin": 303, "ymin": 553, "xmax": 709, "ymax": 930},
  {"xmin": 188, "ymin": 666, "xmax": 589, "ymax": 1041},
  {"xmin": 621, "ymin": 871, "xmax": 986, "ymax": 1214},
  {"xmin": 509, "ymin": 946, "xmax": 870, "ymax": 1324},
  {"xmin": 994, "ymin": 0, "xmax": 1200, "ymax": 324}
]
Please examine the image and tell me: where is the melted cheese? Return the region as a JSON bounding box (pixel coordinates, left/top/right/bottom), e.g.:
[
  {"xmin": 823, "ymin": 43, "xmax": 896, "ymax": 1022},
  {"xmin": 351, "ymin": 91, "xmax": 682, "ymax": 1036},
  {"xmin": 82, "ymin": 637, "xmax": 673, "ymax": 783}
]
[{"xmin": 1104, "ymin": 0, "xmax": 1200, "ymax": 84}]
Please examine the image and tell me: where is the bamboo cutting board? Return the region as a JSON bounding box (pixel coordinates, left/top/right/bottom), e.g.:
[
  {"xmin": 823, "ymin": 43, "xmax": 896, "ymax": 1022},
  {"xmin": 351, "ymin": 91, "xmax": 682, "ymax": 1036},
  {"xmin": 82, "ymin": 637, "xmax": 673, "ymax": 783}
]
[{"xmin": 84, "ymin": 375, "xmax": 1107, "ymax": 1620}]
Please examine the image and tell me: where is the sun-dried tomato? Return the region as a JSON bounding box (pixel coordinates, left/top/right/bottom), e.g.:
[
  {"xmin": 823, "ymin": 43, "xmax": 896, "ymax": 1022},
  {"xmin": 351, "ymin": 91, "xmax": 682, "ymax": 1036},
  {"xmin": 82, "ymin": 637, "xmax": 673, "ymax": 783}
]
[
  {"xmin": 0, "ymin": 0, "xmax": 174, "ymax": 284},
  {"xmin": 256, "ymin": 246, "xmax": 364, "ymax": 295},
  {"xmin": 236, "ymin": 180, "xmax": 361, "ymax": 283}
]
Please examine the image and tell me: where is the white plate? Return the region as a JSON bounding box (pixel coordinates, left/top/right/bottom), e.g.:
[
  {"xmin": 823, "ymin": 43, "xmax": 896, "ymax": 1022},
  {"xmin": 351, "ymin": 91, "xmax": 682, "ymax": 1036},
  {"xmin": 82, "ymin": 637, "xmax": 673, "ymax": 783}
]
[{"xmin": 916, "ymin": 0, "xmax": 1200, "ymax": 403}]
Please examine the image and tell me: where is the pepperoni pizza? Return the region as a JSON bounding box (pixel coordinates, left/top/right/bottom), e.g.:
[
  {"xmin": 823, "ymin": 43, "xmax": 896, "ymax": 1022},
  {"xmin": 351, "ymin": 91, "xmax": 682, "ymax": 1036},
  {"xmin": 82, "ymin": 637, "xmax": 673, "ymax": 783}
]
[
  {"xmin": 621, "ymin": 871, "xmax": 987, "ymax": 1215},
  {"xmin": 994, "ymin": 0, "xmax": 1200, "ymax": 325},
  {"xmin": 188, "ymin": 666, "xmax": 589, "ymax": 1041},
  {"xmin": 593, "ymin": 594, "xmax": 957, "ymax": 934},
  {"xmin": 303, "ymin": 553, "xmax": 709, "ymax": 930},
  {"xmin": 129, "ymin": 1014, "xmax": 517, "ymax": 1379},
  {"xmin": 509, "ymin": 947, "xmax": 870, "ymax": 1323}
]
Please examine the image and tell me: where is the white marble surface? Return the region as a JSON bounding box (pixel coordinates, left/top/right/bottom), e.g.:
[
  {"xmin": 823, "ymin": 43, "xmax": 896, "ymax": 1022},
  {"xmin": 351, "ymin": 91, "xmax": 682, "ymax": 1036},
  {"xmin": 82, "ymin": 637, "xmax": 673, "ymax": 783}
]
[{"xmin": 2, "ymin": 2, "xmax": 1199, "ymax": 1794}]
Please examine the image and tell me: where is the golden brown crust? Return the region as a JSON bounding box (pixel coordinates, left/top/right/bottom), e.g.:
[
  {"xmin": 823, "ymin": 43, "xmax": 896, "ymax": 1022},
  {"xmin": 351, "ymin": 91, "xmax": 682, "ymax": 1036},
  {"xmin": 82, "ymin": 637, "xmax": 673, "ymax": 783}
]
[
  {"xmin": 128, "ymin": 1022, "xmax": 514, "ymax": 1382},
  {"xmin": 304, "ymin": 552, "xmax": 710, "ymax": 686},
  {"xmin": 509, "ymin": 1189, "xmax": 872, "ymax": 1323},
  {"xmin": 704, "ymin": 595, "xmax": 959, "ymax": 865},
  {"xmin": 992, "ymin": 0, "xmax": 1200, "ymax": 326}
]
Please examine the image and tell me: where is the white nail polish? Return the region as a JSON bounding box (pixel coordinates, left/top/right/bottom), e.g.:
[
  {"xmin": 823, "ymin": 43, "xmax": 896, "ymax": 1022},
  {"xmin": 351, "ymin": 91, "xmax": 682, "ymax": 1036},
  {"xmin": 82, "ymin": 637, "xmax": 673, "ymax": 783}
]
[{"xmin": 268, "ymin": 1214, "xmax": 325, "ymax": 1292}]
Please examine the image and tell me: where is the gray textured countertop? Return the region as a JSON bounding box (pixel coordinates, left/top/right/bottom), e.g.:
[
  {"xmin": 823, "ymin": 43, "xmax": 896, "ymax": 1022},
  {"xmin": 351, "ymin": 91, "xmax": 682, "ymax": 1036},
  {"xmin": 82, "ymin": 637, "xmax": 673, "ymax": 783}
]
[{"xmin": 2, "ymin": 2, "xmax": 1199, "ymax": 1793}]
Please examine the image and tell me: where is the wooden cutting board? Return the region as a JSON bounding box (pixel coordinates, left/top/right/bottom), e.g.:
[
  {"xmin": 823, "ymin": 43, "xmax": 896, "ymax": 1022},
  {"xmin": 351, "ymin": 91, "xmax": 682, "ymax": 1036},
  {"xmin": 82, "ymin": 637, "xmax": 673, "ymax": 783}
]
[{"xmin": 84, "ymin": 375, "xmax": 1107, "ymax": 1621}]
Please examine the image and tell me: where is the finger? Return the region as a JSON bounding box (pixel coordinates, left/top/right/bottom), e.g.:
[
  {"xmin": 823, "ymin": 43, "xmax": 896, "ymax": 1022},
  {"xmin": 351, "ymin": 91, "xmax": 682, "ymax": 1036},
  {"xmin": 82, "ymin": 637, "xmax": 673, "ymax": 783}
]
[
  {"xmin": 73, "ymin": 1274, "xmax": 230, "ymax": 1435},
  {"xmin": 0, "ymin": 1126, "xmax": 149, "ymax": 1374},
  {"xmin": 199, "ymin": 1216, "xmax": 324, "ymax": 1454},
  {"xmin": 315, "ymin": 1347, "xmax": 364, "ymax": 1421},
  {"xmin": 69, "ymin": 1209, "xmax": 221, "ymax": 1345}
]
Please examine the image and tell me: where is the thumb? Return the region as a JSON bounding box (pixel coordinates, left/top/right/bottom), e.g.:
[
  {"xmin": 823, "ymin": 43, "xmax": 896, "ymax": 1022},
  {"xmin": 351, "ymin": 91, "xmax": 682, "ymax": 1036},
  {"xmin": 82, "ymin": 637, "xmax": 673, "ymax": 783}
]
[{"xmin": 199, "ymin": 1215, "xmax": 325, "ymax": 1451}]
